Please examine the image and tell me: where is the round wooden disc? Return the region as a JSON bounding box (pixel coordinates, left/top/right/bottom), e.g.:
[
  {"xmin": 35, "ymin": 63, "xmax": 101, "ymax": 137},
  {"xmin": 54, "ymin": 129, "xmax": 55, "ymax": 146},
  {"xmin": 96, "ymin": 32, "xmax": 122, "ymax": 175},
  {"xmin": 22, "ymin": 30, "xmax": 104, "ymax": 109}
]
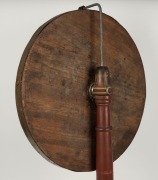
[{"xmin": 16, "ymin": 10, "xmax": 146, "ymax": 172}]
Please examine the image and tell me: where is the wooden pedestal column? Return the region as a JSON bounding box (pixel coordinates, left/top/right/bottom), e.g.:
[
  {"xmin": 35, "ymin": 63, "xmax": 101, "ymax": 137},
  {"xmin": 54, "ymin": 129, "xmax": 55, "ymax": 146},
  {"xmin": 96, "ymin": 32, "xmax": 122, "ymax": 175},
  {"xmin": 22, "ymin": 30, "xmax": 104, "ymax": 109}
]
[{"xmin": 91, "ymin": 66, "xmax": 113, "ymax": 180}]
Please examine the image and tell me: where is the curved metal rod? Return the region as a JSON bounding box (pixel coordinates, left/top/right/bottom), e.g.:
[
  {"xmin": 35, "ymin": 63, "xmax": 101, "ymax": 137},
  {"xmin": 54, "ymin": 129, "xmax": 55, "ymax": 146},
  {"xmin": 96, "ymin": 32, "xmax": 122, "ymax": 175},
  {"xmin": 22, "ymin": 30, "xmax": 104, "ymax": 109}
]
[{"xmin": 79, "ymin": 3, "xmax": 104, "ymax": 66}]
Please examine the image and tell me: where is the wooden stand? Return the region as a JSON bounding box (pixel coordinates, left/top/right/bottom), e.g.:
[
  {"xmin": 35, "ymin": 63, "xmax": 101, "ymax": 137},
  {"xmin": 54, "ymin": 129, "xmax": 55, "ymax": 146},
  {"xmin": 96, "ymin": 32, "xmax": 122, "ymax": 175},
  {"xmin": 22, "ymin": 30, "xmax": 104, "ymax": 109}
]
[
  {"xmin": 16, "ymin": 10, "xmax": 146, "ymax": 172},
  {"xmin": 91, "ymin": 67, "xmax": 113, "ymax": 180}
]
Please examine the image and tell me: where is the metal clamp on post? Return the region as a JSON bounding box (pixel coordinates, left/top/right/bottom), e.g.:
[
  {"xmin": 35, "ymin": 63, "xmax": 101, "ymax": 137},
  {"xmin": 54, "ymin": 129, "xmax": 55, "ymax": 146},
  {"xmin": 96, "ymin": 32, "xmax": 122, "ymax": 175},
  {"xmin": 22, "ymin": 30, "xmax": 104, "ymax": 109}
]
[{"xmin": 90, "ymin": 66, "xmax": 112, "ymax": 97}]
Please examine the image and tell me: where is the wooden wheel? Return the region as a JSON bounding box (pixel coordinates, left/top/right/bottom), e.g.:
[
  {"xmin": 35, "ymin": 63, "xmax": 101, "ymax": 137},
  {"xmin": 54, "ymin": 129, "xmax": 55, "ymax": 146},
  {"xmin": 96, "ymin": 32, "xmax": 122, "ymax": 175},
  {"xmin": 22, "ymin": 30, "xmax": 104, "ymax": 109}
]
[{"xmin": 16, "ymin": 10, "xmax": 146, "ymax": 171}]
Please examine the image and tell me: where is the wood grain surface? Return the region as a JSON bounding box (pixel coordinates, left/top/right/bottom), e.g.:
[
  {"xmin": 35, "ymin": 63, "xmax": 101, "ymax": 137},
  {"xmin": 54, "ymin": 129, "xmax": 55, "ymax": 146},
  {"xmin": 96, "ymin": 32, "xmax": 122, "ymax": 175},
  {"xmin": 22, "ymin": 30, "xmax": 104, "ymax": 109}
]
[{"xmin": 16, "ymin": 10, "xmax": 146, "ymax": 172}]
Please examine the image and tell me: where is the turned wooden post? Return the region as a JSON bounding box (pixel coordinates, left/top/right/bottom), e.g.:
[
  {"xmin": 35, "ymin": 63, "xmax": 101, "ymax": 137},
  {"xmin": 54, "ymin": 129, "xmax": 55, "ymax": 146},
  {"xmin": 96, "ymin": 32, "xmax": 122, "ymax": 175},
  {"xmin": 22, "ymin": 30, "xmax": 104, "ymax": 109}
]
[{"xmin": 91, "ymin": 66, "xmax": 113, "ymax": 180}]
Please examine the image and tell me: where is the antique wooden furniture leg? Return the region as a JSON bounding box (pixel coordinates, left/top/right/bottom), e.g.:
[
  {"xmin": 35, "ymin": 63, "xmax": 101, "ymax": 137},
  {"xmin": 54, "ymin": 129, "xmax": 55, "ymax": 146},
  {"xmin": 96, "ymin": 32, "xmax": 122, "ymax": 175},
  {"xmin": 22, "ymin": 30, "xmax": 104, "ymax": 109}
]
[{"xmin": 90, "ymin": 66, "xmax": 113, "ymax": 180}]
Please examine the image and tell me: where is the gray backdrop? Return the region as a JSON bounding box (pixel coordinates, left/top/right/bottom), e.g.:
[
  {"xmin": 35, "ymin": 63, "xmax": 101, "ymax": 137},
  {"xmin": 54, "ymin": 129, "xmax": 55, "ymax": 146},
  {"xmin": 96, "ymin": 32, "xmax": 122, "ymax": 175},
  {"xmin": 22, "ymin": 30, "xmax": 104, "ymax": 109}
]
[{"xmin": 0, "ymin": 0, "xmax": 157, "ymax": 180}]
